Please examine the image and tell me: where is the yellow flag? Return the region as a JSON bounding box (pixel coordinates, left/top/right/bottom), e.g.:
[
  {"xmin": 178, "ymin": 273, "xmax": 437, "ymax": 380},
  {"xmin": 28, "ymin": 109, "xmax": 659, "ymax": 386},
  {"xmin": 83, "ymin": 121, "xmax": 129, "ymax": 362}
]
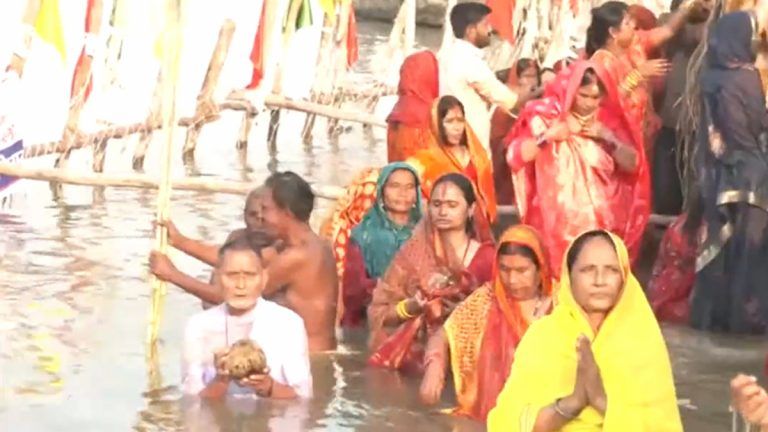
[{"xmin": 35, "ymin": 0, "xmax": 66, "ymax": 61}]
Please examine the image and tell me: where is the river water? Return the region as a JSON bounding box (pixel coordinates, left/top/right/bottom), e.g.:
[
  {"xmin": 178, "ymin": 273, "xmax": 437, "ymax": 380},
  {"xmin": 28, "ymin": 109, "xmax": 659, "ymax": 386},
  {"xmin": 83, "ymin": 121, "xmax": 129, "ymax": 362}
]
[{"xmin": 1, "ymin": 20, "xmax": 766, "ymax": 431}]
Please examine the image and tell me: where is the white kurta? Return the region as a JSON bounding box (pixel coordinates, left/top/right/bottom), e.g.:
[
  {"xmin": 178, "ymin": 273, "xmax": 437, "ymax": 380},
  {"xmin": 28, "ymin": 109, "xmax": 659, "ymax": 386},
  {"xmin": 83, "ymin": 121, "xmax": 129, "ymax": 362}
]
[
  {"xmin": 182, "ymin": 300, "xmax": 312, "ymax": 398},
  {"xmin": 438, "ymin": 39, "xmax": 518, "ymax": 154}
]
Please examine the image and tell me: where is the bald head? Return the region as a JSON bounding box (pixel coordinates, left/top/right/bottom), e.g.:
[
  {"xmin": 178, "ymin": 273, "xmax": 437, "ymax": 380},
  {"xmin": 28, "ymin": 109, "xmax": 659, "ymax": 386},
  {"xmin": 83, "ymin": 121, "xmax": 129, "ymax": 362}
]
[{"xmin": 244, "ymin": 187, "xmax": 266, "ymax": 231}]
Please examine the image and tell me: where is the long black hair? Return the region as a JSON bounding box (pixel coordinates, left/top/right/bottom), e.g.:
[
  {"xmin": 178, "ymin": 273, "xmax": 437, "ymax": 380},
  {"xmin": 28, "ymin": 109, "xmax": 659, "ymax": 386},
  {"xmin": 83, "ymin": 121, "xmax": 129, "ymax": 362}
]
[
  {"xmin": 585, "ymin": 1, "xmax": 629, "ymax": 56},
  {"xmin": 565, "ymin": 230, "xmax": 614, "ymax": 273}
]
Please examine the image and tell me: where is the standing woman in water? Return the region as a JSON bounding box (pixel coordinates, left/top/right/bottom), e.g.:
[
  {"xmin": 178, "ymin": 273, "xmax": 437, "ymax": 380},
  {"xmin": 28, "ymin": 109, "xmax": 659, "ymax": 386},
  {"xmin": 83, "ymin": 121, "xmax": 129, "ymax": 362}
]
[
  {"xmin": 586, "ymin": 0, "xmax": 700, "ymax": 151},
  {"xmin": 367, "ymin": 173, "xmax": 495, "ymax": 374},
  {"xmin": 488, "ymin": 230, "xmax": 682, "ymax": 431},
  {"xmin": 691, "ymin": 11, "xmax": 768, "ymax": 334},
  {"xmin": 407, "ymin": 95, "xmax": 497, "ymax": 242},
  {"xmin": 506, "ymin": 61, "xmax": 645, "ymax": 277},
  {"xmin": 341, "ymin": 162, "xmax": 423, "ymax": 327}
]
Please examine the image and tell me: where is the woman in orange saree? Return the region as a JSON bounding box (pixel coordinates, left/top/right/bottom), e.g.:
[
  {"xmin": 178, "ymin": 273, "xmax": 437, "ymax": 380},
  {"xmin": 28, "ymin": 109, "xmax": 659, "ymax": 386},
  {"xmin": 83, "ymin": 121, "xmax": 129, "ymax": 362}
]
[
  {"xmin": 506, "ymin": 61, "xmax": 648, "ymax": 279},
  {"xmin": 586, "ymin": 1, "xmax": 699, "ymax": 151},
  {"xmin": 407, "ymin": 95, "xmax": 497, "ymax": 242},
  {"xmin": 386, "ymin": 50, "xmax": 440, "ymax": 162},
  {"xmin": 491, "ymin": 59, "xmax": 541, "ymax": 205},
  {"xmin": 367, "ymin": 173, "xmax": 495, "ymax": 374},
  {"xmin": 418, "ymin": 225, "xmax": 553, "ymax": 422}
]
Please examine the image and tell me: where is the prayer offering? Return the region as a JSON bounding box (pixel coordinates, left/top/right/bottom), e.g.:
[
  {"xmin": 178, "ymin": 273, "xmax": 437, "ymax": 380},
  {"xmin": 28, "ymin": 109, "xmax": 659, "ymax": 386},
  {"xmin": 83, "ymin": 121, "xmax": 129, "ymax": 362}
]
[{"xmin": 223, "ymin": 339, "xmax": 267, "ymax": 379}]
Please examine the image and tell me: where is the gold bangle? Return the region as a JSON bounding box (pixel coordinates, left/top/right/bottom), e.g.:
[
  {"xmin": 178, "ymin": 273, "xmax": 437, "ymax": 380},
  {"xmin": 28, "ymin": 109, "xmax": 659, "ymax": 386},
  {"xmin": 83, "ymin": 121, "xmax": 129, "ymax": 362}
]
[{"xmin": 396, "ymin": 299, "xmax": 414, "ymax": 320}]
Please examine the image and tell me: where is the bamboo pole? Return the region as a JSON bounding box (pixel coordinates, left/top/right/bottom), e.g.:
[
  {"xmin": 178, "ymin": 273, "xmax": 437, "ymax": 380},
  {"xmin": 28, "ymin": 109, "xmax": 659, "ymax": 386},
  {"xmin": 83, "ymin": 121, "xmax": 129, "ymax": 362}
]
[
  {"xmin": 181, "ymin": 20, "xmax": 235, "ymax": 167},
  {"xmin": 0, "ymin": 163, "xmax": 345, "ymax": 199},
  {"xmin": 0, "ymin": 163, "xmax": 677, "ymax": 226},
  {"xmin": 132, "ymin": 78, "xmax": 163, "ymax": 172},
  {"xmin": 147, "ymin": 0, "xmax": 183, "ymax": 353},
  {"xmin": 21, "ymin": 94, "xmax": 385, "ymax": 159},
  {"xmin": 260, "ymin": 94, "xmax": 385, "ymax": 127}
]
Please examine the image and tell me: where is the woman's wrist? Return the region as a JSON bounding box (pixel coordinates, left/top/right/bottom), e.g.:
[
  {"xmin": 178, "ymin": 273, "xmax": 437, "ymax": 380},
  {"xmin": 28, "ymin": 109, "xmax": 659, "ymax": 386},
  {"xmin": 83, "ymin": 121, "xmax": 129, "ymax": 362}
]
[
  {"xmin": 396, "ymin": 299, "xmax": 416, "ymax": 320},
  {"xmin": 554, "ymin": 393, "xmax": 586, "ymax": 419}
]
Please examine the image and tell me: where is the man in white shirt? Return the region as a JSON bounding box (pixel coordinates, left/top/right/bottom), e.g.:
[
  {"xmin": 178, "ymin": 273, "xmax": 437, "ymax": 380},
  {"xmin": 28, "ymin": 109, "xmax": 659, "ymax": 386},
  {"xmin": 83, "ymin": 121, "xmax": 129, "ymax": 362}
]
[
  {"xmin": 181, "ymin": 235, "xmax": 312, "ymax": 400},
  {"xmin": 440, "ymin": 3, "xmax": 528, "ymax": 153}
]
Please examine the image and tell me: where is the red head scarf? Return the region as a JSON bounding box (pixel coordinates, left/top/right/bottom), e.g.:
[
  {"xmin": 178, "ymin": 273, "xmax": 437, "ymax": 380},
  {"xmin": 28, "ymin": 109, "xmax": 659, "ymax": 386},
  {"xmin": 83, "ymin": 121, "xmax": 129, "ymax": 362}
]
[{"xmin": 387, "ymin": 51, "xmax": 440, "ymax": 127}]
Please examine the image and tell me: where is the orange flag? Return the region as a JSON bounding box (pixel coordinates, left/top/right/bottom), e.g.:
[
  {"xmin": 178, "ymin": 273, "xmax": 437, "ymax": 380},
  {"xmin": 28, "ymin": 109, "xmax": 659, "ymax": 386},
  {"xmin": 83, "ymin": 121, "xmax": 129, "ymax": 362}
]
[
  {"xmin": 71, "ymin": 0, "xmax": 96, "ymax": 101},
  {"xmin": 246, "ymin": 1, "xmax": 269, "ymax": 89},
  {"xmin": 346, "ymin": 7, "xmax": 358, "ymax": 67},
  {"xmin": 486, "ymin": 0, "xmax": 515, "ymax": 45}
]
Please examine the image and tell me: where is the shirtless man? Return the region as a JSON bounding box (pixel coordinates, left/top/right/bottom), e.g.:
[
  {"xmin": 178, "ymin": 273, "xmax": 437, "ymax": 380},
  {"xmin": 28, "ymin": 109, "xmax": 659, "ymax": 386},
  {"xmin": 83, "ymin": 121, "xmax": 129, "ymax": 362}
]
[
  {"xmin": 258, "ymin": 171, "xmax": 338, "ymax": 352},
  {"xmin": 151, "ymin": 173, "xmax": 338, "ymax": 352},
  {"xmin": 149, "ymin": 188, "xmax": 279, "ymax": 306}
]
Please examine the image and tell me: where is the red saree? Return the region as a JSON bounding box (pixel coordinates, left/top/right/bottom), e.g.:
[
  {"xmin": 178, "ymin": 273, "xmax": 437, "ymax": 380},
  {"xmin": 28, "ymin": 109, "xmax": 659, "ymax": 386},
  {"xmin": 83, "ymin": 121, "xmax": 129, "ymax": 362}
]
[
  {"xmin": 406, "ymin": 102, "xmax": 497, "ymax": 242},
  {"xmin": 386, "ymin": 51, "xmax": 440, "ymax": 162},
  {"xmin": 367, "ymin": 215, "xmax": 494, "ymax": 373},
  {"xmin": 443, "ymin": 225, "xmax": 553, "ymax": 421},
  {"xmin": 506, "ymin": 61, "xmax": 650, "ymax": 279},
  {"xmin": 319, "ymin": 167, "xmax": 380, "ymax": 324},
  {"xmin": 590, "ymin": 30, "xmax": 663, "ymax": 154},
  {"xmin": 648, "ymin": 214, "xmax": 696, "ymax": 324}
]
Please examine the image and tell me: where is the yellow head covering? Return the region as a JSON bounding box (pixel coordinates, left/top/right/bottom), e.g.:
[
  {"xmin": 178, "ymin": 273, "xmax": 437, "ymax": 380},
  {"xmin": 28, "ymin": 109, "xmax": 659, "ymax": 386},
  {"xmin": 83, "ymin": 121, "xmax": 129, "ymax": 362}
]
[{"xmin": 487, "ymin": 230, "xmax": 682, "ymax": 432}]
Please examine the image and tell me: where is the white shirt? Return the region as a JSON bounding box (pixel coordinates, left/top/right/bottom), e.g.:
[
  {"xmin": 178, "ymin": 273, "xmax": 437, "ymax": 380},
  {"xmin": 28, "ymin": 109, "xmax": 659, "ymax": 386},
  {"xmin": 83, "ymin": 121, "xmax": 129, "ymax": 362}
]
[
  {"xmin": 439, "ymin": 39, "xmax": 519, "ymax": 152},
  {"xmin": 181, "ymin": 300, "xmax": 313, "ymax": 398}
]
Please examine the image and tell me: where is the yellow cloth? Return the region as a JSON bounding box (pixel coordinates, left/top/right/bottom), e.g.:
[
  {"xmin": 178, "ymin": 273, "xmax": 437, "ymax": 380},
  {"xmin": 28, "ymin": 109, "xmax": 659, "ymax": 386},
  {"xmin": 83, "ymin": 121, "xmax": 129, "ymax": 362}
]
[
  {"xmin": 35, "ymin": 0, "xmax": 66, "ymax": 61},
  {"xmin": 487, "ymin": 231, "xmax": 682, "ymax": 432}
]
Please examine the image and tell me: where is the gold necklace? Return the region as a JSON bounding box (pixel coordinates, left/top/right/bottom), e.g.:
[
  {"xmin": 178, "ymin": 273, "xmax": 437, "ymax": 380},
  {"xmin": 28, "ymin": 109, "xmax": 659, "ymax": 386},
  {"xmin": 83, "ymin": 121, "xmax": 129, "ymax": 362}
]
[{"xmin": 570, "ymin": 111, "xmax": 595, "ymax": 129}]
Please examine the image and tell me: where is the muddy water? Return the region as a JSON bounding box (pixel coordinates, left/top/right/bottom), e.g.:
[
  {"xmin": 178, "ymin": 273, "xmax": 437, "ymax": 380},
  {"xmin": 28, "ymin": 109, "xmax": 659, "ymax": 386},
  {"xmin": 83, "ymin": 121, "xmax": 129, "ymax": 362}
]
[{"xmin": 0, "ymin": 20, "xmax": 765, "ymax": 431}]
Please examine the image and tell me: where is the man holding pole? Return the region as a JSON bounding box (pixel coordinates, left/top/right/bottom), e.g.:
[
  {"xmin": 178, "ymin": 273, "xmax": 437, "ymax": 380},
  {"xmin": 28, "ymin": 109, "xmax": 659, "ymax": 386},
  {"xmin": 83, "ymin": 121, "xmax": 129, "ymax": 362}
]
[{"xmin": 151, "ymin": 173, "xmax": 338, "ymax": 353}]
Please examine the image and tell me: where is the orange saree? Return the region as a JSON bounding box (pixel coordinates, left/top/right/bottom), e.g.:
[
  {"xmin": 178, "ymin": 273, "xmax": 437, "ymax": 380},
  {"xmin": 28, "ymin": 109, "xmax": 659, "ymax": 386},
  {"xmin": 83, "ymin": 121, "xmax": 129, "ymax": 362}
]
[
  {"xmin": 406, "ymin": 103, "xmax": 497, "ymax": 242},
  {"xmin": 319, "ymin": 167, "xmax": 380, "ymax": 323},
  {"xmin": 387, "ymin": 51, "xmax": 440, "ymax": 162},
  {"xmin": 443, "ymin": 225, "xmax": 553, "ymax": 421},
  {"xmin": 367, "ymin": 215, "xmax": 494, "ymax": 373}
]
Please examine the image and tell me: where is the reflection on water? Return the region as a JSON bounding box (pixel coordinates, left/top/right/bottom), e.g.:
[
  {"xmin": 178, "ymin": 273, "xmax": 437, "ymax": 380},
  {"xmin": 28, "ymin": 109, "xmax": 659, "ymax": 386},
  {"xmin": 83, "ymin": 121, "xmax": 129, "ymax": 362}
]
[{"xmin": 0, "ymin": 19, "xmax": 766, "ymax": 432}]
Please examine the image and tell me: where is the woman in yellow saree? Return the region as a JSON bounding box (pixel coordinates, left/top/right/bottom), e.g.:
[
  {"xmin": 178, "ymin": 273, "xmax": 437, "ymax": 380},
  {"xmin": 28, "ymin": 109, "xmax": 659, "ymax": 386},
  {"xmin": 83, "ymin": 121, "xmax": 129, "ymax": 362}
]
[{"xmin": 487, "ymin": 230, "xmax": 682, "ymax": 432}]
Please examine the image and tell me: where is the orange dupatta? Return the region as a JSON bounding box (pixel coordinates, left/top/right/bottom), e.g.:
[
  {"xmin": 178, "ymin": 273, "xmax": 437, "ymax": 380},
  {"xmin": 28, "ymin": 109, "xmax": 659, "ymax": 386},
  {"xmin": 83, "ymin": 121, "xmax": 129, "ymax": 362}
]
[
  {"xmin": 319, "ymin": 167, "xmax": 380, "ymax": 324},
  {"xmin": 406, "ymin": 101, "xmax": 497, "ymax": 241},
  {"xmin": 444, "ymin": 225, "xmax": 552, "ymax": 421}
]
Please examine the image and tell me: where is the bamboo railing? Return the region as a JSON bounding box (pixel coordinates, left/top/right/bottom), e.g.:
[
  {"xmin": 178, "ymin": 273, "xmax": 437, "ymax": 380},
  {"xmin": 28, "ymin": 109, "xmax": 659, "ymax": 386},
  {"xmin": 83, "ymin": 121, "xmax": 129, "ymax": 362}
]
[{"xmin": 0, "ymin": 162, "xmax": 677, "ymax": 226}]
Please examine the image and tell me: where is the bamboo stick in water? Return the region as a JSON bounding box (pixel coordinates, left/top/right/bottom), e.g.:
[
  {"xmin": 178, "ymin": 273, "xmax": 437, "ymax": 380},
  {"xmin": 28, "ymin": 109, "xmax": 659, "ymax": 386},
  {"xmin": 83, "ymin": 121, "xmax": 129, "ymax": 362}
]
[{"xmin": 147, "ymin": 0, "xmax": 183, "ymax": 353}]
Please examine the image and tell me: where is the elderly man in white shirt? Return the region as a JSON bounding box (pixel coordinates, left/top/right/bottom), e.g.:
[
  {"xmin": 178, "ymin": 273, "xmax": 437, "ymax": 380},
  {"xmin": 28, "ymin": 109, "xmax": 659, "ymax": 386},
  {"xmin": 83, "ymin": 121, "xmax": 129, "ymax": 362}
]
[
  {"xmin": 181, "ymin": 234, "xmax": 312, "ymax": 400},
  {"xmin": 439, "ymin": 3, "xmax": 528, "ymax": 153}
]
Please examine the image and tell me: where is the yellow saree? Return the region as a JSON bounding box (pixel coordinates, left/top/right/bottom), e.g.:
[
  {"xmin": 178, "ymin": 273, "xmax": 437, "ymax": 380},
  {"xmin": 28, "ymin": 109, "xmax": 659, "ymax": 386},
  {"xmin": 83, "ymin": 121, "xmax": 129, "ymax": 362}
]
[{"xmin": 487, "ymin": 231, "xmax": 682, "ymax": 432}]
